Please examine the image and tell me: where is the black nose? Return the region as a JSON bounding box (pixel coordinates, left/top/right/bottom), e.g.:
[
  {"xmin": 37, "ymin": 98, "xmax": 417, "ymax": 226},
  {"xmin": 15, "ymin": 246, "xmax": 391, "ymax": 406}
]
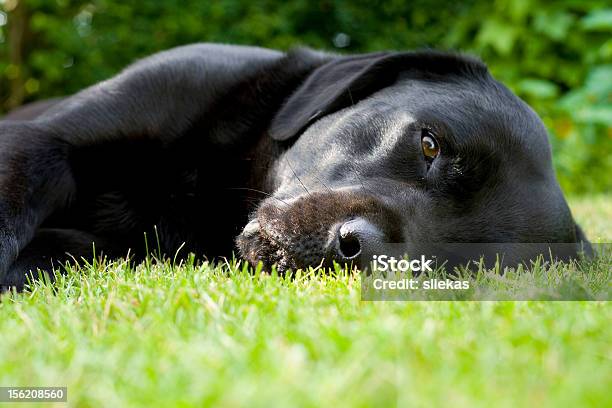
[{"xmin": 333, "ymin": 218, "xmax": 385, "ymax": 262}]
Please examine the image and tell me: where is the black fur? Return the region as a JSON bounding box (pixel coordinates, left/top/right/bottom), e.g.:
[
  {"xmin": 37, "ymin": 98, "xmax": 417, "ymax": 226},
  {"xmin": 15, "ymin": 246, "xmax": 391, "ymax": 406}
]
[{"xmin": 0, "ymin": 43, "xmax": 589, "ymax": 290}]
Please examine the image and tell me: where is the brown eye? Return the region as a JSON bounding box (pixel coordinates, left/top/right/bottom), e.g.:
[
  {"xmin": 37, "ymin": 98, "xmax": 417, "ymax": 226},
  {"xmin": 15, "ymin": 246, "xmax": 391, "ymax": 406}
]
[{"xmin": 421, "ymin": 129, "xmax": 440, "ymax": 162}]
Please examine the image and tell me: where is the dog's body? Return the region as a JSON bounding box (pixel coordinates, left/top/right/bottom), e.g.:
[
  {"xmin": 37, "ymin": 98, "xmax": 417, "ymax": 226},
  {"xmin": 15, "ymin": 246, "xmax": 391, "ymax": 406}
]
[{"xmin": 0, "ymin": 43, "xmax": 588, "ymax": 289}]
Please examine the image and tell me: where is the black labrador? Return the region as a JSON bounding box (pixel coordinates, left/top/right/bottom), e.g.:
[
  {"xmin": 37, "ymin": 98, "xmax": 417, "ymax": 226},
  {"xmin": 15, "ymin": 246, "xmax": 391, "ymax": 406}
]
[{"xmin": 0, "ymin": 44, "xmax": 590, "ymax": 289}]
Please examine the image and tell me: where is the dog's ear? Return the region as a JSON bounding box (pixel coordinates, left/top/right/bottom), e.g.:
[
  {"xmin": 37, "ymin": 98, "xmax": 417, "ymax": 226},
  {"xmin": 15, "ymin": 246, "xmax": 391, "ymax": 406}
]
[
  {"xmin": 269, "ymin": 52, "xmax": 393, "ymax": 141},
  {"xmin": 269, "ymin": 51, "xmax": 488, "ymax": 141}
]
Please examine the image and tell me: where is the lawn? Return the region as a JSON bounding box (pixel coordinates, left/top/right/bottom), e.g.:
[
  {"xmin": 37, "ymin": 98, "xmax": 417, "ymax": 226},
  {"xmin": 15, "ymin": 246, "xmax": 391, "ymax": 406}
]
[{"xmin": 0, "ymin": 195, "xmax": 610, "ymax": 407}]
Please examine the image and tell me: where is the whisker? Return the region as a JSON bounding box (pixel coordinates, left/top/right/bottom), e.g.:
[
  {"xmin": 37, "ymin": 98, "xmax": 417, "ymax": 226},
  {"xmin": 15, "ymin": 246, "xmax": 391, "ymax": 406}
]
[
  {"xmin": 226, "ymin": 187, "xmax": 290, "ymax": 207},
  {"xmin": 310, "ymin": 170, "xmax": 333, "ymax": 193},
  {"xmin": 347, "ymin": 87, "xmax": 355, "ymax": 106},
  {"xmin": 349, "ymin": 162, "xmax": 377, "ymax": 197},
  {"xmin": 285, "ymin": 157, "xmax": 311, "ymax": 196}
]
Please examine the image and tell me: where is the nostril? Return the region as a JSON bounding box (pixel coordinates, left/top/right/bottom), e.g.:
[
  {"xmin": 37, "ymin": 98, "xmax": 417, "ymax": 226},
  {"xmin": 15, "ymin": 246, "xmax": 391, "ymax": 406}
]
[
  {"xmin": 338, "ymin": 232, "xmax": 362, "ymax": 259},
  {"xmin": 333, "ymin": 218, "xmax": 385, "ymax": 262}
]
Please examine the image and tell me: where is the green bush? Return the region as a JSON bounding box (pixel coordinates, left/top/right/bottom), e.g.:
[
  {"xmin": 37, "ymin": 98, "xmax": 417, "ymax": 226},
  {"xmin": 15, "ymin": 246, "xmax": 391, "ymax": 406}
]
[{"xmin": 1, "ymin": 0, "xmax": 610, "ymax": 194}]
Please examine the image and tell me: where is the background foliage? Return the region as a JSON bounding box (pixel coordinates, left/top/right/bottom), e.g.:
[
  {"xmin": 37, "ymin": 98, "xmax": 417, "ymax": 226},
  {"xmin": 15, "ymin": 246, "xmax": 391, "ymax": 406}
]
[{"xmin": 0, "ymin": 0, "xmax": 610, "ymax": 194}]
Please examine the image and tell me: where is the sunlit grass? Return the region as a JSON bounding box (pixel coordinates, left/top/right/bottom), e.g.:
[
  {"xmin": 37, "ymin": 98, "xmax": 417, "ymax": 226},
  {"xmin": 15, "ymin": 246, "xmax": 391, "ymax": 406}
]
[{"xmin": 0, "ymin": 195, "xmax": 610, "ymax": 407}]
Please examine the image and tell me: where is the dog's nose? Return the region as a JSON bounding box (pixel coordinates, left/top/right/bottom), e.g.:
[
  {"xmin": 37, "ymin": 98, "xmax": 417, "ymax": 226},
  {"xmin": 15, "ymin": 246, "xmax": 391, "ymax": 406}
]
[{"xmin": 333, "ymin": 218, "xmax": 385, "ymax": 262}]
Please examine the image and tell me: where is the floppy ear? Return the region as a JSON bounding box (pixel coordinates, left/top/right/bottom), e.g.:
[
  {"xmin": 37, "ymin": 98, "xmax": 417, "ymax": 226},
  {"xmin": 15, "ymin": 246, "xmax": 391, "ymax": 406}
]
[
  {"xmin": 269, "ymin": 51, "xmax": 489, "ymax": 141},
  {"xmin": 269, "ymin": 52, "xmax": 395, "ymax": 141}
]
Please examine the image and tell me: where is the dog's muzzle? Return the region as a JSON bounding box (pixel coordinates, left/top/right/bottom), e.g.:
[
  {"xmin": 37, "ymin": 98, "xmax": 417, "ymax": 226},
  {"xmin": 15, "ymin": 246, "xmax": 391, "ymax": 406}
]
[{"xmin": 236, "ymin": 191, "xmax": 402, "ymax": 272}]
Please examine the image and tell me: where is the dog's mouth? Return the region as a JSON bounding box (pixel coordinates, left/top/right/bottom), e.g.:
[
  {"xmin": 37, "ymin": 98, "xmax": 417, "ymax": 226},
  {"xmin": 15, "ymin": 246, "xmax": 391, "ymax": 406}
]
[{"xmin": 236, "ymin": 191, "xmax": 402, "ymax": 272}]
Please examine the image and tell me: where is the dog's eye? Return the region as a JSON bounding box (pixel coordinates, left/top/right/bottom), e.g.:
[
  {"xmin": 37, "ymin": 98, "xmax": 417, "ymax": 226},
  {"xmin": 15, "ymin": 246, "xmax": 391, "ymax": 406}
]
[{"xmin": 421, "ymin": 129, "xmax": 440, "ymax": 162}]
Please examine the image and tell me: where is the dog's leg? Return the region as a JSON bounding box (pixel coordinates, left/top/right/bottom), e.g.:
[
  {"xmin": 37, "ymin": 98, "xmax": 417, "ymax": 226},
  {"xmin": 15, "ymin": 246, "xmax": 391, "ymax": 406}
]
[{"xmin": 1, "ymin": 229, "xmax": 112, "ymax": 292}]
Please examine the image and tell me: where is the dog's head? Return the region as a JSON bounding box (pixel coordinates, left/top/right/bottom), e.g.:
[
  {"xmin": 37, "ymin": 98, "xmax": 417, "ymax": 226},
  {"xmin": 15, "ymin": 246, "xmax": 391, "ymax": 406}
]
[{"xmin": 237, "ymin": 51, "xmax": 590, "ymax": 271}]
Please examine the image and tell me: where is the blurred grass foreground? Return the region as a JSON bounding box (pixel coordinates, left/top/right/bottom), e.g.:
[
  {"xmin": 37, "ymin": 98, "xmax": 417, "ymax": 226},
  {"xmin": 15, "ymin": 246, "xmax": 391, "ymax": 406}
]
[{"xmin": 0, "ymin": 0, "xmax": 611, "ymax": 194}]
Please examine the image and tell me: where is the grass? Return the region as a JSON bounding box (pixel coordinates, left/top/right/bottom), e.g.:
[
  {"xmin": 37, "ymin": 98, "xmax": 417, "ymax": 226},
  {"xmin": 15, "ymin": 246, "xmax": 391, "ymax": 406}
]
[{"xmin": 0, "ymin": 195, "xmax": 610, "ymax": 407}]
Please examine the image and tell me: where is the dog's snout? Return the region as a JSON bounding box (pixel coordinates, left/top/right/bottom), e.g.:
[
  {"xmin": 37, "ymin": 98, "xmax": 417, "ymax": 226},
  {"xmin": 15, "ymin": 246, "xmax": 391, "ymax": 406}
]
[
  {"xmin": 238, "ymin": 191, "xmax": 402, "ymax": 271},
  {"xmin": 333, "ymin": 218, "xmax": 385, "ymax": 262}
]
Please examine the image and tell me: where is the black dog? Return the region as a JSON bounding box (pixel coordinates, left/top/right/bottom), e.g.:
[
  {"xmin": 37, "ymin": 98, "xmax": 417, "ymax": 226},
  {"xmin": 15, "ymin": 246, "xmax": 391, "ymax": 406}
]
[{"xmin": 0, "ymin": 44, "xmax": 589, "ymax": 289}]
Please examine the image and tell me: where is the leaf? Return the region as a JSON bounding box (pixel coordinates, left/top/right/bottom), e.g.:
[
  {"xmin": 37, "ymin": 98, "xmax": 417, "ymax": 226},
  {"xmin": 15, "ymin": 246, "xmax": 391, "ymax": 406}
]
[
  {"xmin": 581, "ymin": 9, "xmax": 612, "ymax": 31},
  {"xmin": 534, "ymin": 10, "xmax": 574, "ymax": 41},
  {"xmin": 476, "ymin": 19, "xmax": 517, "ymax": 56},
  {"xmin": 517, "ymin": 78, "xmax": 559, "ymax": 99},
  {"xmin": 584, "ymin": 65, "xmax": 612, "ymax": 96},
  {"xmin": 575, "ymin": 106, "xmax": 612, "ymax": 126}
]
